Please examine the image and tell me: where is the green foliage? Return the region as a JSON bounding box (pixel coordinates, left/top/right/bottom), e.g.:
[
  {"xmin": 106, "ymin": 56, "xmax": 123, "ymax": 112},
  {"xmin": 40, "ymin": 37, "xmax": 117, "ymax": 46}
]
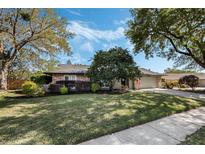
[
  {"xmin": 87, "ymin": 47, "xmax": 141, "ymax": 90},
  {"xmin": 22, "ymin": 81, "xmax": 38, "ymax": 96},
  {"xmin": 180, "ymin": 126, "xmax": 205, "ymax": 145},
  {"xmin": 20, "ymin": 12, "xmax": 31, "ymax": 21},
  {"xmin": 35, "ymin": 87, "xmax": 46, "ymax": 97},
  {"xmin": 91, "ymin": 83, "xmax": 100, "ymax": 93},
  {"xmin": 30, "ymin": 72, "xmax": 51, "ymax": 85},
  {"xmin": 160, "ymin": 79, "xmax": 178, "ymax": 89},
  {"xmin": 22, "ymin": 81, "xmax": 46, "ymax": 97},
  {"xmin": 126, "ymin": 9, "xmax": 205, "ymax": 69},
  {"xmin": 178, "ymin": 75, "xmax": 199, "ymax": 89},
  {"xmin": 0, "ymin": 92, "xmax": 204, "ymax": 144},
  {"xmin": 178, "ymin": 83, "xmax": 189, "ymax": 89},
  {"xmin": 60, "ymin": 86, "xmax": 69, "ymax": 95},
  {"xmin": 0, "ymin": 8, "xmax": 73, "ymax": 90}
]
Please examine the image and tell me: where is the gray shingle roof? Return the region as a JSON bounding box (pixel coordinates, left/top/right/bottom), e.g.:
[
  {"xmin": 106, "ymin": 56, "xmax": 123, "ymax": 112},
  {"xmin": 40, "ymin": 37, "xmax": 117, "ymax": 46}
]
[
  {"xmin": 45, "ymin": 64, "xmax": 163, "ymax": 76},
  {"xmin": 162, "ymin": 73, "xmax": 205, "ymax": 80},
  {"xmin": 139, "ymin": 68, "xmax": 163, "ymax": 76},
  {"xmin": 45, "ymin": 64, "xmax": 89, "ymax": 74}
]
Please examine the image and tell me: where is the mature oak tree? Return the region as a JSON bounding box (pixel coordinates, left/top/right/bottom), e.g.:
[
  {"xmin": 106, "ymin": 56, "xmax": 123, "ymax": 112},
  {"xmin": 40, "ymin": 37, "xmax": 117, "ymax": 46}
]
[
  {"xmin": 126, "ymin": 9, "xmax": 205, "ymax": 70},
  {"xmin": 87, "ymin": 47, "xmax": 141, "ymax": 91},
  {"xmin": 0, "ymin": 8, "xmax": 73, "ymax": 90}
]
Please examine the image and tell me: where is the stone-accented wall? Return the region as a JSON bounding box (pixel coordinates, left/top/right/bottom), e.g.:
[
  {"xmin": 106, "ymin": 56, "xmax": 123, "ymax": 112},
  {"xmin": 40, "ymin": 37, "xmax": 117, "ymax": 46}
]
[
  {"xmin": 52, "ymin": 74, "xmax": 64, "ymax": 83},
  {"xmin": 52, "ymin": 74, "xmax": 90, "ymax": 83},
  {"xmin": 76, "ymin": 75, "xmax": 90, "ymax": 81}
]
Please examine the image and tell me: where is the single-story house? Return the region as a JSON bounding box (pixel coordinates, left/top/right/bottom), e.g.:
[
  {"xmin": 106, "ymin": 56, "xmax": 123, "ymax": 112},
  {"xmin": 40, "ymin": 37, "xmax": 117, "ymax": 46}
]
[
  {"xmin": 162, "ymin": 73, "xmax": 205, "ymax": 87},
  {"xmin": 45, "ymin": 64, "xmax": 163, "ymax": 90}
]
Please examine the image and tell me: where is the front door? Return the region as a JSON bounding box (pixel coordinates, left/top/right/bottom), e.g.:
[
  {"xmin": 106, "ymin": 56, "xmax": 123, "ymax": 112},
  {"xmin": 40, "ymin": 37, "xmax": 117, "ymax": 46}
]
[{"xmin": 121, "ymin": 79, "xmax": 129, "ymax": 88}]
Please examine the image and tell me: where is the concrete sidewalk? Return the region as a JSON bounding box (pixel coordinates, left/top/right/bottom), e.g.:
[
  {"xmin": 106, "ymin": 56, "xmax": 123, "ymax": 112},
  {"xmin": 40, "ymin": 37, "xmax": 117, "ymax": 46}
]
[{"xmin": 80, "ymin": 107, "xmax": 205, "ymax": 145}]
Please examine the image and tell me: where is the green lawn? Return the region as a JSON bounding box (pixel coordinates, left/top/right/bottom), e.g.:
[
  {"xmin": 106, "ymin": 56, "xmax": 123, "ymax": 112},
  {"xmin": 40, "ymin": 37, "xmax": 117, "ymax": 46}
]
[
  {"xmin": 0, "ymin": 91, "xmax": 204, "ymax": 144},
  {"xmin": 180, "ymin": 126, "xmax": 205, "ymax": 145}
]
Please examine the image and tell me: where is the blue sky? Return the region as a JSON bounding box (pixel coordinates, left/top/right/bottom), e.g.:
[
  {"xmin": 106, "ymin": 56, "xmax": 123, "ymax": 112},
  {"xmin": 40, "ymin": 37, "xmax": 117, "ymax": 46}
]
[{"xmin": 56, "ymin": 8, "xmax": 174, "ymax": 73}]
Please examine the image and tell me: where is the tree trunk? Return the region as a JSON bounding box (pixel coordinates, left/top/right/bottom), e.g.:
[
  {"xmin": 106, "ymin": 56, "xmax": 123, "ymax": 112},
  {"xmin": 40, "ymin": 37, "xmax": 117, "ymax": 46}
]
[
  {"xmin": 0, "ymin": 63, "xmax": 9, "ymax": 90},
  {"xmin": 109, "ymin": 81, "xmax": 113, "ymax": 91}
]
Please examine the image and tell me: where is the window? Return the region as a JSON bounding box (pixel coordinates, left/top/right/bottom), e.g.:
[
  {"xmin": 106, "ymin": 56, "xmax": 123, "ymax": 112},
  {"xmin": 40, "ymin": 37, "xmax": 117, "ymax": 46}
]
[{"xmin": 65, "ymin": 75, "xmax": 76, "ymax": 81}]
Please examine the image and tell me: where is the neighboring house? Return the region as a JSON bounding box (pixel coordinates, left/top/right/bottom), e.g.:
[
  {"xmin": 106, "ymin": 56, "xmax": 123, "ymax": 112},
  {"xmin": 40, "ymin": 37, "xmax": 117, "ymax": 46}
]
[
  {"xmin": 162, "ymin": 73, "xmax": 205, "ymax": 87},
  {"xmin": 45, "ymin": 64, "xmax": 163, "ymax": 90}
]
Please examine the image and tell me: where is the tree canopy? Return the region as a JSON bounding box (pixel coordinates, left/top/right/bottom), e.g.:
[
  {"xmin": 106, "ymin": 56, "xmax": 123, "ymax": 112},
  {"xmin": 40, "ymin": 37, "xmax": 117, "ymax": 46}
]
[
  {"xmin": 87, "ymin": 47, "xmax": 141, "ymax": 90},
  {"xmin": 0, "ymin": 8, "xmax": 73, "ymax": 89},
  {"xmin": 126, "ymin": 8, "xmax": 205, "ymax": 70},
  {"xmin": 178, "ymin": 75, "xmax": 199, "ymax": 89}
]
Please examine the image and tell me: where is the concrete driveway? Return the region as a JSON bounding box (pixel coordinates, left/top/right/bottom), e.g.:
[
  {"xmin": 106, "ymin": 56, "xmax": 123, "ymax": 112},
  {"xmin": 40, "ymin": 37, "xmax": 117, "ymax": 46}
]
[{"xmin": 137, "ymin": 88, "xmax": 205, "ymax": 101}]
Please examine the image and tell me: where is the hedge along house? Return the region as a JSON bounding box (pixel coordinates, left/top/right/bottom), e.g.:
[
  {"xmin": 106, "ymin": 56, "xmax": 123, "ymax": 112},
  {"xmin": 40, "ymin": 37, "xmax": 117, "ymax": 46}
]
[
  {"xmin": 162, "ymin": 73, "xmax": 205, "ymax": 87},
  {"xmin": 45, "ymin": 64, "xmax": 163, "ymax": 91}
]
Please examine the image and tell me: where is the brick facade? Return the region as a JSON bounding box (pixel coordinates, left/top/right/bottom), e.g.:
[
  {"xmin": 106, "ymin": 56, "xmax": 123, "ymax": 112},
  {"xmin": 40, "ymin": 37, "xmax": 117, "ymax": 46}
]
[{"xmin": 52, "ymin": 73, "xmax": 90, "ymax": 83}]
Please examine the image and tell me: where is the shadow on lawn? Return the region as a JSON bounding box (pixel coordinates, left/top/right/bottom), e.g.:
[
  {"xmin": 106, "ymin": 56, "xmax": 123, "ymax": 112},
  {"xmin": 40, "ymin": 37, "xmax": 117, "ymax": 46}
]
[{"xmin": 0, "ymin": 92, "xmax": 203, "ymax": 144}]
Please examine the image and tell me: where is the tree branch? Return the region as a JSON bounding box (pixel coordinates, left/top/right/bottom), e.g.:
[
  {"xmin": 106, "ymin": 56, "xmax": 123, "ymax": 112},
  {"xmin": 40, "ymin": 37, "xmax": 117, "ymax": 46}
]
[{"xmin": 157, "ymin": 31, "xmax": 190, "ymax": 56}]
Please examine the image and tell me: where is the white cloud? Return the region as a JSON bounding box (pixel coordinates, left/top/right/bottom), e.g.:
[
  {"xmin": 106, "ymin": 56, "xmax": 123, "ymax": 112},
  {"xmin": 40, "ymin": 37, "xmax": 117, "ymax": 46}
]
[
  {"xmin": 68, "ymin": 21, "xmax": 125, "ymax": 42},
  {"xmin": 69, "ymin": 53, "xmax": 86, "ymax": 64},
  {"xmin": 80, "ymin": 42, "xmax": 94, "ymax": 53},
  {"xmin": 113, "ymin": 17, "xmax": 131, "ymax": 26},
  {"xmin": 126, "ymin": 40, "xmax": 134, "ymax": 51},
  {"xmin": 102, "ymin": 43, "xmax": 119, "ymax": 50},
  {"xmin": 66, "ymin": 9, "xmax": 82, "ymax": 16}
]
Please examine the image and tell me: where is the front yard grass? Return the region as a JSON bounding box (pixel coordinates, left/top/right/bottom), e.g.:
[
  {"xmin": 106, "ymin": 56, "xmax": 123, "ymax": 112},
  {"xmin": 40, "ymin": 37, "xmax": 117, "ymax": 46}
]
[
  {"xmin": 180, "ymin": 126, "xmax": 205, "ymax": 145},
  {"xmin": 0, "ymin": 91, "xmax": 204, "ymax": 144}
]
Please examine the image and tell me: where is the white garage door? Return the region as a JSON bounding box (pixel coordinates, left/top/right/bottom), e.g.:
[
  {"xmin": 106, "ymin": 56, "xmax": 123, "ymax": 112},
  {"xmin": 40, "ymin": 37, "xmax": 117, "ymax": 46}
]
[
  {"xmin": 199, "ymin": 79, "xmax": 205, "ymax": 87},
  {"xmin": 140, "ymin": 76, "xmax": 157, "ymax": 88}
]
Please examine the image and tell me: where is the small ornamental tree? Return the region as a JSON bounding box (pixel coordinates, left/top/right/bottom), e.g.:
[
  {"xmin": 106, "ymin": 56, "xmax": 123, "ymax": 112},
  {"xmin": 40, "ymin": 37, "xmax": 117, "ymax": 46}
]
[
  {"xmin": 178, "ymin": 75, "xmax": 199, "ymax": 90},
  {"xmin": 87, "ymin": 47, "xmax": 141, "ymax": 91}
]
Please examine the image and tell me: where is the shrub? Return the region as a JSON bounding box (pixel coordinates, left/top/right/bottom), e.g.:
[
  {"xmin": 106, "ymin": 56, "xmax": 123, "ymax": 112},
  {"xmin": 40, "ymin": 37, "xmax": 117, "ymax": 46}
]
[
  {"xmin": 179, "ymin": 75, "xmax": 199, "ymax": 89},
  {"xmin": 60, "ymin": 85, "xmax": 69, "ymax": 94},
  {"xmin": 31, "ymin": 73, "xmax": 52, "ymax": 85},
  {"xmin": 48, "ymin": 84, "xmax": 61, "ymax": 93},
  {"xmin": 166, "ymin": 81, "xmax": 174, "ymax": 89},
  {"xmin": 160, "ymin": 79, "xmax": 179, "ymax": 89},
  {"xmin": 22, "ymin": 81, "xmax": 38, "ymax": 96},
  {"xmin": 160, "ymin": 79, "xmax": 175, "ymax": 89},
  {"xmin": 91, "ymin": 83, "xmax": 100, "ymax": 93},
  {"xmin": 160, "ymin": 78, "xmax": 166, "ymax": 88},
  {"xmin": 178, "ymin": 83, "xmax": 188, "ymax": 89},
  {"xmin": 34, "ymin": 87, "xmax": 46, "ymax": 97}
]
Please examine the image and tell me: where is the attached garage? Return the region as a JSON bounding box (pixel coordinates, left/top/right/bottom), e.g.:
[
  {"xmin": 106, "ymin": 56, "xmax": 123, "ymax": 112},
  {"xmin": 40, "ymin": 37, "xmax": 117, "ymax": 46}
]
[
  {"xmin": 113, "ymin": 68, "xmax": 163, "ymax": 90},
  {"xmin": 198, "ymin": 79, "xmax": 205, "ymax": 87},
  {"xmin": 140, "ymin": 76, "xmax": 160, "ymax": 88},
  {"xmin": 136, "ymin": 68, "xmax": 163, "ymax": 89}
]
